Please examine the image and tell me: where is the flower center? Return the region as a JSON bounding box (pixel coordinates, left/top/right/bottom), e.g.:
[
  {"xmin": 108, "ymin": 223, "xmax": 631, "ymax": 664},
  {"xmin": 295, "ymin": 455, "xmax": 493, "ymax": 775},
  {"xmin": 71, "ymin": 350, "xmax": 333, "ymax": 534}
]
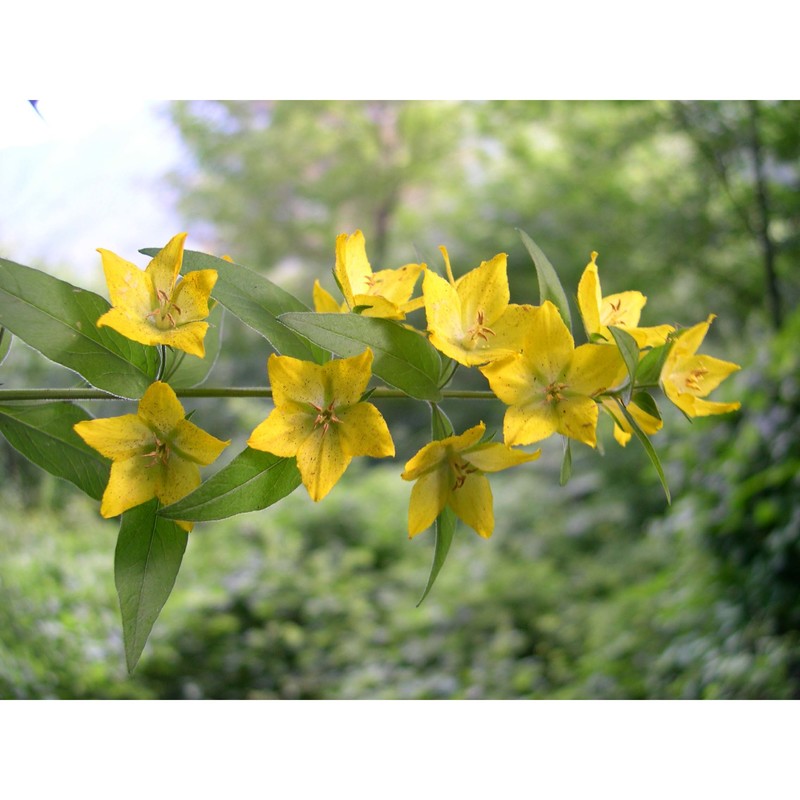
[
  {"xmin": 684, "ymin": 367, "xmax": 709, "ymax": 392},
  {"xmin": 545, "ymin": 381, "xmax": 568, "ymax": 404},
  {"xmin": 465, "ymin": 310, "xmax": 496, "ymax": 346},
  {"xmin": 451, "ymin": 459, "xmax": 477, "ymax": 491},
  {"xmin": 143, "ymin": 436, "xmax": 170, "ymax": 467},
  {"xmin": 311, "ymin": 401, "xmax": 342, "ymax": 435},
  {"xmin": 147, "ymin": 288, "xmax": 182, "ymax": 330}
]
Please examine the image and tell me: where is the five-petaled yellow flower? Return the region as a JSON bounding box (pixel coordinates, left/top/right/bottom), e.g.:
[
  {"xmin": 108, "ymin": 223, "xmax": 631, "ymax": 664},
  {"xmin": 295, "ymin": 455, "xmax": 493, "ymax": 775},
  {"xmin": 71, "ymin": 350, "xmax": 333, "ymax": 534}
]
[
  {"xmin": 96, "ymin": 232, "xmax": 217, "ymax": 358},
  {"xmin": 247, "ymin": 348, "xmax": 395, "ymax": 501},
  {"xmin": 481, "ymin": 301, "xmax": 626, "ymax": 448},
  {"xmin": 74, "ymin": 381, "xmax": 230, "ymax": 531},
  {"xmin": 660, "ymin": 315, "xmax": 741, "ymax": 417},
  {"xmin": 577, "ymin": 251, "xmax": 673, "ymax": 348},
  {"xmin": 401, "ymin": 422, "xmax": 540, "ymax": 539},
  {"xmin": 423, "ymin": 246, "xmax": 534, "ymax": 366},
  {"xmin": 328, "ymin": 230, "xmax": 425, "ymax": 320}
]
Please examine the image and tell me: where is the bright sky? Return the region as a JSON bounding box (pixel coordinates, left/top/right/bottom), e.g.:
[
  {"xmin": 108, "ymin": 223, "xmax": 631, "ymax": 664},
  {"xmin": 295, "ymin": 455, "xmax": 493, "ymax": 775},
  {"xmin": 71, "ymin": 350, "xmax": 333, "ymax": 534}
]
[{"xmin": 0, "ymin": 99, "xmax": 185, "ymax": 287}]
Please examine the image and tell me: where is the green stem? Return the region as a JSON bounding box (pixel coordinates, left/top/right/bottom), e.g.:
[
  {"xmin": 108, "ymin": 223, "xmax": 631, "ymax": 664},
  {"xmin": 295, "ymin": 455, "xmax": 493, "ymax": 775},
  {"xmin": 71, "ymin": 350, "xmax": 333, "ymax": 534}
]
[{"xmin": 0, "ymin": 387, "xmax": 498, "ymax": 402}]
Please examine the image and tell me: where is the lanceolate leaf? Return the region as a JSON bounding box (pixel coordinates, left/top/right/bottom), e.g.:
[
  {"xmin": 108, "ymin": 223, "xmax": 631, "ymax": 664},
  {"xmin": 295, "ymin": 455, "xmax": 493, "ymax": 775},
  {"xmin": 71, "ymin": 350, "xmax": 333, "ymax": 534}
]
[
  {"xmin": 417, "ymin": 403, "xmax": 457, "ymax": 606},
  {"xmin": 115, "ymin": 499, "xmax": 188, "ymax": 672},
  {"xmin": 0, "ymin": 402, "xmax": 110, "ymax": 500},
  {"xmin": 635, "ymin": 341, "xmax": 673, "ymax": 386},
  {"xmin": 518, "ymin": 229, "xmax": 573, "ymax": 333},
  {"xmin": 0, "ymin": 327, "xmax": 11, "ymax": 367},
  {"xmin": 614, "ymin": 398, "xmax": 671, "ymax": 504},
  {"xmin": 0, "ymin": 257, "xmax": 158, "ymax": 398},
  {"xmin": 159, "ymin": 447, "xmax": 301, "ymax": 521},
  {"xmin": 280, "ymin": 312, "xmax": 443, "ymax": 401},
  {"xmin": 163, "ymin": 303, "xmax": 225, "ymax": 388},
  {"xmin": 608, "ymin": 325, "xmax": 640, "ymax": 394},
  {"xmin": 141, "ymin": 248, "xmax": 325, "ymax": 363},
  {"xmin": 560, "ymin": 436, "xmax": 573, "ymax": 486}
]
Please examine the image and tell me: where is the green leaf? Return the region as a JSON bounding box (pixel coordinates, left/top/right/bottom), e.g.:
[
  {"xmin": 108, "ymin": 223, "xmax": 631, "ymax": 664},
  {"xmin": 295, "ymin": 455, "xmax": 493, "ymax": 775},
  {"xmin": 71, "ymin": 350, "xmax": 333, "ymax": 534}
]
[
  {"xmin": 417, "ymin": 506, "xmax": 457, "ymax": 607},
  {"xmin": 559, "ymin": 436, "xmax": 573, "ymax": 486},
  {"xmin": 635, "ymin": 341, "xmax": 673, "ymax": 386},
  {"xmin": 631, "ymin": 391, "xmax": 662, "ymax": 421},
  {"xmin": 115, "ymin": 499, "xmax": 188, "ymax": 672},
  {"xmin": 0, "ymin": 402, "xmax": 110, "ymax": 500},
  {"xmin": 280, "ymin": 312, "xmax": 443, "ymax": 401},
  {"xmin": 417, "ymin": 403, "xmax": 457, "ymax": 606},
  {"xmin": 518, "ymin": 229, "xmax": 573, "ymax": 333},
  {"xmin": 163, "ymin": 303, "xmax": 224, "ymax": 388},
  {"xmin": 608, "ymin": 325, "xmax": 640, "ymax": 393},
  {"xmin": 0, "ymin": 327, "xmax": 11, "ymax": 367},
  {"xmin": 159, "ymin": 447, "xmax": 301, "ymax": 521},
  {"xmin": 0, "ymin": 257, "xmax": 158, "ymax": 398},
  {"xmin": 614, "ymin": 398, "xmax": 671, "ymax": 504},
  {"xmin": 141, "ymin": 248, "xmax": 325, "ymax": 363}
]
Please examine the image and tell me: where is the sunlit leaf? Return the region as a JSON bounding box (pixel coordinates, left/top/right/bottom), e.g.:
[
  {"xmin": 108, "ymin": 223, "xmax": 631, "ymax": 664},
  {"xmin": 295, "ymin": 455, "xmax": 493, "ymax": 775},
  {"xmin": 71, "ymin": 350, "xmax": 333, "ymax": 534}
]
[
  {"xmin": 0, "ymin": 327, "xmax": 11, "ymax": 367},
  {"xmin": 0, "ymin": 257, "xmax": 158, "ymax": 398}
]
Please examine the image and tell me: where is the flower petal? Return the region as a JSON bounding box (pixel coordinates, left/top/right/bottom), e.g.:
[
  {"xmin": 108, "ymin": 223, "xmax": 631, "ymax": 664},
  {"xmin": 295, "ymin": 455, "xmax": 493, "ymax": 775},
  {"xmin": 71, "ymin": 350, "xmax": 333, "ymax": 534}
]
[
  {"xmin": 522, "ymin": 301, "xmax": 575, "ymax": 382},
  {"xmin": 556, "ymin": 396, "xmax": 600, "ymax": 447},
  {"xmin": 247, "ymin": 404, "xmax": 315, "ymax": 458},
  {"xmin": 171, "ymin": 270, "xmax": 217, "ymax": 323},
  {"xmin": 464, "ymin": 442, "xmax": 540, "ymax": 473},
  {"xmin": 100, "ymin": 457, "xmax": 158, "ymax": 518},
  {"xmin": 325, "ymin": 349, "xmax": 373, "ymax": 407},
  {"xmin": 336, "ymin": 402, "xmax": 395, "ymax": 458},
  {"xmin": 313, "ymin": 280, "xmax": 344, "ymax": 313},
  {"xmin": 449, "ymin": 472, "xmax": 494, "ymax": 538},
  {"xmin": 407, "ymin": 467, "xmax": 449, "ymax": 538},
  {"xmin": 481, "ymin": 353, "xmax": 543, "ymax": 408},
  {"xmin": 295, "ymin": 425, "xmax": 351, "ymax": 502},
  {"xmin": 74, "ymin": 414, "xmax": 153, "ymax": 460},
  {"xmin": 600, "ymin": 291, "xmax": 646, "ymax": 329},
  {"xmin": 171, "ymin": 419, "xmax": 229, "ymax": 465},
  {"xmin": 424, "ymin": 270, "xmax": 465, "ymax": 358},
  {"xmin": 369, "ymin": 263, "xmax": 425, "ymax": 307},
  {"xmin": 145, "ymin": 232, "xmax": 187, "ymax": 298},
  {"xmin": 267, "ymin": 354, "xmax": 325, "ymax": 408},
  {"xmin": 138, "ymin": 382, "xmax": 186, "ymax": 438},
  {"xmin": 401, "ymin": 439, "xmax": 447, "ymax": 482},
  {"xmin": 577, "ymin": 253, "xmax": 602, "ymax": 336},
  {"xmin": 334, "ymin": 230, "xmax": 371, "ymax": 308},
  {"xmin": 157, "ymin": 455, "xmax": 201, "ymax": 508},
  {"xmin": 568, "ymin": 342, "xmax": 626, "ymax": 396},
  {"xmin": 456, "ymin": 253, "xmax": 509, "ymax": 331},
  {"xmin": 503, "ymin": 403, "xmax": 557, "ymax": 446},
  {"xmin": 97, "ymin": 249, "xmax": 154, "ymax": 318}
]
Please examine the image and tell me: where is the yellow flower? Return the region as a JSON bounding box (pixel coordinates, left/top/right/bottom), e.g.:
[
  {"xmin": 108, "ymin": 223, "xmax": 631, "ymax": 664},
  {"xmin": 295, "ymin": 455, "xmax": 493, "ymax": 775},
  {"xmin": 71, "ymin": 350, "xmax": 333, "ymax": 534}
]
[
  {"xmin": 423, "ymin": 246, "xmax": 535, "ymax": 366},
  {"xmin": 660, "ymin": 315, "xmax": 741, "ymax": 417},
  {"xmin": 401, "ymin": 422, "xmax": 539, "ymax": 539},
  {"xmin": 601, "ymin": 396, "xmax": 662, "ymax": 447},
  {"xmin": 313, "ymin": 279, "xmax": 347, "ymax": 313},
  {"xmin": 247, "ymin": 348, "xmax": 395, "ymax": 501},
  {"xmin": 481, "ymin": 301, "xmax": 626, "ymax": 448},
  {"xmin": 73, "ymin": 382, "xmax": 230, "ymax": 531},
  {"xmin": 96, "ymin": 232, "xmax": 217, "ymax": 358},
  {"xmin": 333, "ymin": 230, "xmax": 425, "ymax": 319},
  {"xmin": 577, "ymin": 251, "xmax": 673, "ymax": 348}
]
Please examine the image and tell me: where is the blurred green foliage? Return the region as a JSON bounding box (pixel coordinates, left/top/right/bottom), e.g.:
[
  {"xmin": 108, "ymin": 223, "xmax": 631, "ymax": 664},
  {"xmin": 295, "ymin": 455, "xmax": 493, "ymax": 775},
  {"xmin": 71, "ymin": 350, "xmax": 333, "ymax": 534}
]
[{"xmin": 2, "ymin": 100, "xmax": 799, "ymax": 698}]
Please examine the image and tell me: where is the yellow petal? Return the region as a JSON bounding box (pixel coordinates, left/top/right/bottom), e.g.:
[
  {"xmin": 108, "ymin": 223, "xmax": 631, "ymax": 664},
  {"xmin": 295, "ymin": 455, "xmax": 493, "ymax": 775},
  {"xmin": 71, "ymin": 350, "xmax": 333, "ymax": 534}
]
[
  {"xmin": 295, "ymin": 425, "xmax": 351, "ymax": 502},
  {"xmin": 577, "ymin": 253, "xmax": 602, "ymax": 336},
  {"xmin": 100, "ymin": 457, "xmax": 158, "ymax": 518},
  {"xmin": 556, "ymin": 396, "xmax": 600, "ymax": 447},
  {"xmin": 74, "ymin": 414, "xmax": 153, "ymax": 460},
  {"xmin": 95, "ymin": 307, "xmax": 163, "ymax": 347},
  {"xmin": 267, "ymin": 353, "xmax": 326, "ymax": 408},
  {"xmin": 456, "ymin": 253, "xmax": 509, "ymax": 331},
  {"xmin": 155, "ymin": 321, "xmax": 210, "ymax": 358},
  {"xmin": 481, "ymin": 353, "xmax": 545, "ymax": 408},
  {"xmin": 97, "ymin": 248, "xmax": 154, "ymax": 318},
  {"xmin": 626, "ymin": 324, "xmax": 674, "ymax": 348},
  {"xmin": 137, "ymin": 382, "xmax": 186, "ymax": 438},
  {"xmin": 463, "ymin": 442, "xmax": 540, "ymax": 473},
  {"xmin": 522, "ymin": 301, "xmax": 575, "ymax": 382},
  {"xmin": 368, "ymin": 264, "xmax": 425, "ymax": 306},
  {"xmin": 170, "ymin": 419, "xmax": 229, "ymax": 466},
  {"xmin": 424, "ymin": 270, "xmax": 465, "ymax": 357},
  {"xmin": 407, "ymin": 467, "xmax": 449, "ymax": 538},
  {"xmin": 568, "ymin": 342, "xmax": 626, "ymax": 396},
  {"xmin": 671, "ymin": 395, "xmax": 741, "ymax": 417},
  {"xmin": 336, "ymin": 402, "xmax": 395, "ymax": 458},
  {"xmin": 449, "ymin": 472, "xmax": 494, "ymax": 538},
  {"xmin": 334, "ymin": 230, "xmax": 371, "ymax": 308},
  {"xmin": 247, "ymin": 405, "xmax": 315, "ymax": 458},
  {"xmin": 171, "ymin": 270, "xmax": 217, "ymax": 323},
  {"xmin": 145, "ymin": 232, "xmax": 187, "ymax": 298},
  {"xmin": 324, "ymin": 349, "xmax": 373, "ymax": 407},
  {"xmin": 503, "ymin": 403, "xmax": 557, "ymax": 446},
  {"xmin": 313, "ymin": 280, "xmax": 344, "ymax": 313},
  {"xmin": 352, "ymin": 293, "xmax": 405, "ymax": 320},
  {"xmin": 401, "ymin": 439, "xmax": 447, "ymax": 482},
  {"xmin": 600, "ymin": 291, "xmax": 646, "ymax": 329},
  {"xmin": 157, "ymin": 455, "xmax": 201, "ymax": 508}
]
